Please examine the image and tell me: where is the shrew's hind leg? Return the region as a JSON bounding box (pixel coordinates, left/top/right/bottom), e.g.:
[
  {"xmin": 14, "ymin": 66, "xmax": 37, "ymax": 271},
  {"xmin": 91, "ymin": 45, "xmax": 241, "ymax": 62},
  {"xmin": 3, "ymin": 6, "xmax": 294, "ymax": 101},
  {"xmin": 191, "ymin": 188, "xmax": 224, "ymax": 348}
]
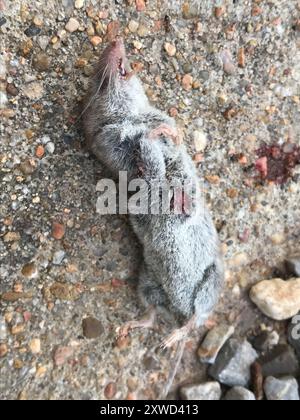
[{"xmin": 117, "ymin": 306, "xmax": 156, "ymax": 338}]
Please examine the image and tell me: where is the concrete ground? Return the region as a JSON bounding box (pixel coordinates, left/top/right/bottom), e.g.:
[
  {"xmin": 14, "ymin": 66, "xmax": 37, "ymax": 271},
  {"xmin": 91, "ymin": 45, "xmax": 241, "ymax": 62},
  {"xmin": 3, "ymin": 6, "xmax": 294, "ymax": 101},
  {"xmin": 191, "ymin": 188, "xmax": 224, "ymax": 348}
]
[{"xmin": 0, "ymin": 0, "xmax": 299, "ymax": 400}]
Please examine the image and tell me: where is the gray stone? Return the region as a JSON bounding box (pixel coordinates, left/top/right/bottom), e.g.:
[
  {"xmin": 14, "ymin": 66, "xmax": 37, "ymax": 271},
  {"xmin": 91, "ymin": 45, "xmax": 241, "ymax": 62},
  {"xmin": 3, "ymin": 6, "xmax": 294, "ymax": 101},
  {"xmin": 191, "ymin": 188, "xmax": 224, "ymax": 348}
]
[
  {"xmin": 286, "ymin": 255, "xmax": 300, "ymax": 277},
  {"xmin": 199, "ymin": 70, "xmax": 210, "ymax": 81},
  {"xmin": 252, "ymin": 331, "xmax": 280, "ymax": 352},
  {"xmin": 198, "ymin": 324, "xmax": 235, "ymax": 364},
  {"xmin": 180, "ymin": 382, "xmax": 221, "ymax": 401},
  {"xmin": 258, "ymin": 345, "xmax": 299, "ymax": 377},
  {"xmin": 288, "ymin": 315, "xmax": 300, "ymax": 357},
  {"xmin": 142, "ymin": 355, "xmax": 160, "ymax": 371},
  {"xmin": 45, "ymin": 142, "xmax": 55, "ymax": 154},
  {"xmin": 52, "ymin": 250, "xmax": 66, "ymax": 265},
  {"xmin": 37, "ymin": 36, "xmax": 49, "ymax": 51},
  {"xmin": 82, "ymin": 317, "xmax": 104, "ymax": 339},
  {"xmin": 264, "ymin": 376, "xmax": 299, "ymax": 401},
  {"xmin": 209, "ymin": 339, "xmax": 258, "ymax": 387},
  {"xmin": 225, "ymin": 387, "xmax": 256, "ymax": 401}
]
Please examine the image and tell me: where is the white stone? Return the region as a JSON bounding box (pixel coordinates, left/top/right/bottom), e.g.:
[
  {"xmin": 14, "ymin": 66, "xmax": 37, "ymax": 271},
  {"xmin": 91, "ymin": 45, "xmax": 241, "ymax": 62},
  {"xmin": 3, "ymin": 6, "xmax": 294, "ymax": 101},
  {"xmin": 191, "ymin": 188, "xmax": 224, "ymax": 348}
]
[
  {"xmin": 193, "ymin": 130, "xmax": 208, "ymax": 152},
  {"xmin": 0, "ymin": 56, "xmax": 6, "ymax": 79},
  {"xmin": 0, "ymin": 91, "xmax": 8, "ymax": 109},
  {"xmin": 180, "ymin": 382, "xmax": 222, "ymax": 400},
  {"xmin": 29, "ymin": 338, "xmax": 41, "ymax": 354},
  {"xmin": 53, "ymin": 250, "xmax": 66, "ymax": 265},
  {"xmin": 45, "ymin": 142, "xmax": 55, "ymax": 154},
  {"xmin": 65, "ymin": 18, "xmax": 80, "ymax": 33},
  {"xmin": 75, "ymin": 0, "xmax": 84, "ymax": 9},
  {"xmin": 128, "ymin": 20, "xmax": 139, "ymax": 33},
  {"xmin": 250, "ymin": 278, "xmax": 300, "ymax": 321},
  {"xmin": 164, "ymin": 42, "xmax": 176, "ymax": 57}
]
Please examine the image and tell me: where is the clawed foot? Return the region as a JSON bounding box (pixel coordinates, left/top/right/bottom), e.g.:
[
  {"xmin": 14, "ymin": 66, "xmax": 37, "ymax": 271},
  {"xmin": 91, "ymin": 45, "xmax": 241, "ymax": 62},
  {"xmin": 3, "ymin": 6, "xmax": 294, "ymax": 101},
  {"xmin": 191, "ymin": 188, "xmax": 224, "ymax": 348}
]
[
  {"xmin": 160, "ymin": 315, "xmax": 197, "ymax": 349},
  {"xmin": 117, "ymin": 308, "xmax": 156, "ymax": 338},
  {"xmin": 149, "ymin": 124, "xmax": 182, "ymax": 145},
  {"xmin": 160, "ymin": 328, "xmax": 188, "ymax": 349}
]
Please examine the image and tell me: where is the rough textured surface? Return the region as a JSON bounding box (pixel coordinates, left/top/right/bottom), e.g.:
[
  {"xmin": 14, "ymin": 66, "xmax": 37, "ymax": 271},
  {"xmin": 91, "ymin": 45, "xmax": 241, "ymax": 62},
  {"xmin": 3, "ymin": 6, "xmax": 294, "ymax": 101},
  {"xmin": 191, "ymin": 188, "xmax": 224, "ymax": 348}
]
[
  {"xmin": 1, "ymin": 0, "xmax": 300, "ymax": 400},
  {"xmin": 180, "ymin": 381, "xmax": 221, "ymax": 401},
  {"xmin": 264, "ymin": 376, "xmax": 300, "ymax": 401},
  {"xmin": 250, "ymin": 278, "xmax": 300, "ymax": 321},
  {"xmin": 225, "ymin": 386, "xmax": 256, "ymax": 401},
  {"xmin": 209, "ymin": 339, "xmax": 258, "ymax": 387}
]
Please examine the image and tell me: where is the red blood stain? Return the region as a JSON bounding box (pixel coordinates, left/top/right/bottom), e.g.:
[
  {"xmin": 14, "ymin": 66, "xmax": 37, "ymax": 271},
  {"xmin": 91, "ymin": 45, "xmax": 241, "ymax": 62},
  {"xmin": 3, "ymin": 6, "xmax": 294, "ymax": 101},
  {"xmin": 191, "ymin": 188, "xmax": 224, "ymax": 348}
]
[{"xmin": 255, "ymin": 143, "xmax": 300, "ymax": 184}]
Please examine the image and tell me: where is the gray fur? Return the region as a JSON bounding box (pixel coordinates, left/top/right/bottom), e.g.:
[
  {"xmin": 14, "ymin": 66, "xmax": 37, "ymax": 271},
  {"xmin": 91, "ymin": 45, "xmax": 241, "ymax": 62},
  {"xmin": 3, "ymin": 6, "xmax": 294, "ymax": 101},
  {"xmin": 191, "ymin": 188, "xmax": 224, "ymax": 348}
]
[{"xmin": 83, "ymin": 42, "xmax": 224, "ymax": 328}]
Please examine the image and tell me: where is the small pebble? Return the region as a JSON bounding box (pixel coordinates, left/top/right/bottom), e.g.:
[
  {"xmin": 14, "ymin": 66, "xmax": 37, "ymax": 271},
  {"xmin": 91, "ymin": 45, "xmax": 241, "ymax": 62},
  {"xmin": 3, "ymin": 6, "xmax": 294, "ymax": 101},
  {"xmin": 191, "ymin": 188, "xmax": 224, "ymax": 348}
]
[
  {"xmin": 45, "ymin": 142, "xmax": 55, "ymax": 154},
  {"xmin": 0, "ymin": 343, "xmax": 8, "ymax": 357},
  {"xmin": 215, "ymin": 6, "xmax": 225, "ymax": 18},
  {"xmin": 128, "ymin": 20, "xmax": 139, "ymax": 33},
  {"xmin": 137, "ymin": 24, "xmax": 148, "ymax": 37},
  {"xmin": 11, "ymin": 324, "xmax": 25, "ymax": 335},
  {"xmin": 33, "ymin": 15, "xmax": 43, "ymax": 27},
  {"xmin": 82, "ymin": 317, "xmax": 104, "ymax": 339},
  {"xmin": 3, "ymin": 232, "xmax": 21, "ymax": 242},
  {"xmin": 0, "ymin": 91, "xmax": 7, "ymax": 108},
  {"xmin": 164, "ymin": 42, "xmax": 176, "ymax": 57},
  {"xmin": 135, "ymin": 0, "xmax": 146, "ymax": 12},
  {"xmin": 52, "ymin": 250, "xmax": 66, "ymax": 265},
  {"xmin": 52, "ymin": 222, "xmax": 66, "ymax": 240},
  {"xmin": 0, "ymin": 16, "xmax": 6, "ymax": 27},
  {"xmin": 29, "ymin": 338, "xmax": 41, "ymax": 354},
  {"xmin": 193, "ymin": 130, "xmax": 208, "ymax": 152},
  {"xmin": 6, "ymin": 83, "xmax": 18, "ymax": 96},
  {"xmin": 238, "ymin": 47, "xmax": 246, "ymax": 68},
  {"xmin": 50, "ymin": 282, "xmax": 81, "ymax": 301},
  {"xmin": 75, "ymin": 0, "xmax": 84, "ymax": 9},
  {"xmin": 24, "ymin": 25, "xmax": 41, "ymax": 37},
  {"xmin": 104, "ymin": 382, "xmax": 117, "ymax": 399},
  {"xmin": 220, "ymin": 50, "xmax": 235, "ymax": 75},
  {"xmin": 65, "ymin": 17, "xmax": 80, "ymax": 33},
  {"xmin": 90, "ymin": 36, "xmax": 102, "ymax": 47},
  {"xmin": 54, "ymin": 346, "xmax": 74, "ymax": 367},
  {"xmin": 19, "ymin": 159, "xmax": 36, "ymax": 175},
  {"xmin": 182, "ymin": 74, "xmax": 193, "ymax": 91},
  {"xmin": 36, "ymin": 145, "xmax": 45, "ymax": 158},
  {"xmin": 21, "ymin": 263, "xmax": 38, "ymax": 279},
  {"xmin": 33, "ymin": 53, "xmax": 51, "ymax": 72}
]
